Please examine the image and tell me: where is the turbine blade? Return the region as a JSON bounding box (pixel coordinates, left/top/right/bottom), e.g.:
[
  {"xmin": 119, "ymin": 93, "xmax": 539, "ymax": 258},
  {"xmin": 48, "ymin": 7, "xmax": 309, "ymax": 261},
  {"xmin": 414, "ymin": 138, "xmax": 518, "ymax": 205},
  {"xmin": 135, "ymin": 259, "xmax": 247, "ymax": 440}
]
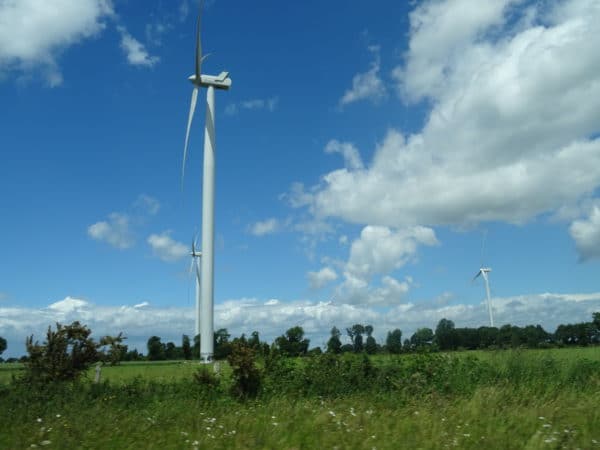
[
  {"xmin": 182, "ymin": 86, "xmax": 199, "ymax": 187},
  {"xmin": 472, "ymin": 270, "xmax": 482, "ymax": 282},
  {"xmin": 195, "ymin": 0, "xmax": 203, "ymax": 79},
  {"xmin": 195, "ymin": 257, "xmax": 201, "ymax": 282},
  {"xmin": 189, "ymin": 257, "xmax": 195, "ymax": 275}
]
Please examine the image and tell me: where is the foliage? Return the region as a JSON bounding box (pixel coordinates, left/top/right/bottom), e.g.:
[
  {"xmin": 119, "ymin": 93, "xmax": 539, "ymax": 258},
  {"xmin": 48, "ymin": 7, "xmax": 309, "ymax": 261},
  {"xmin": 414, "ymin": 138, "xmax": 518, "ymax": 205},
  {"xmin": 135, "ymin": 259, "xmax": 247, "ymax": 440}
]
[
  {"xmin": 193, "ymin": 366, "xmax": 221, "ymax": 391},
  {"xmin": 326, "ymin": 326, "xmax": 342, "ymax": 354},
  {"xmin": 275, "ymin": 326, "xmax": 309, "ymax": 357},
  {"xmin": 227, "ymin": 341, "xmax": 261, "ymax": 399},
  {"xmin": 23, "ymin": 321, "xmax": 100, "ymax": 383},
  {"xmin": 386, "ymin": 329, "xmax": 403, "ymax": 354},
  {"xmin": 0, "ymin": 336, "xmax": 6, "ymax": 356},
  {"xmin": 146, "ymin": 336, "xmax": 166, "ymax": 361},
  {"xmin": 182, "ymin": 334, "xmax": 192, "ymax": 360},
  {"xmin": 410, "ymin": 327, "xmax": 434, "ymax": 348},
  {"xmin": 99, "ymin": 333, "xmax": 127, "ymax": 366},
  {"xmin": 346, "ymin": 324, "xmax": 365, "ymax": 352}
]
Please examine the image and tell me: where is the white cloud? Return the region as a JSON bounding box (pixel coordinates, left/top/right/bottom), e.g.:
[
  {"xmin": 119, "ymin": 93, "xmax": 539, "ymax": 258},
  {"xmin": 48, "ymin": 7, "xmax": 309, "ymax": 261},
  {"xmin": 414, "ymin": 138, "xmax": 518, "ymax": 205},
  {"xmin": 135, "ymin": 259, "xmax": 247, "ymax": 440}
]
[
  {"xmin": 0, "ymin": 0, "xmax": 114, "ymax": 85},
  {"xmin": 325, "ymin": 140, "xmax": 364, "ymax": 170},
  {"xmin": 87, "ymin": 212, "xmax": 134, "ymax": 249},
  {"xmin": 570, "ymin": 205, "xmax": 600, "ymax": 261},
  {"xmin": 339, "ymin": 45, "xmax": 387, "ymax": 106},
  {"xmin": 225, "ymin": 97, "xmax": 279, "ymax": 116},
  {"xmin": 308, "ymin": 267, "xmax": 338, "ymax": 290},
  {"xmin": 346, "ymin": 226, "xmax": 438, "ymax": 279},
  {"xmin": 117, "ymin": 26, "xmax": 159, "ymax": 67},
  {"xmin": 2, "ymin": 292, "xmax": 599, "ymax": 357},
  {"xmin": 147, "ymin": 232, "xmax": 188, "ymax": 262},
  {"xmin": 294, "ymin": 0, "xmax": 600, "ymax": 231},
  {"xmin": 134, "ymin": 194, "xmax": 160, "ymax": 215},
  {"xmin": 249, "ymin": 218, "xmax": 280, "ymax": 236}
]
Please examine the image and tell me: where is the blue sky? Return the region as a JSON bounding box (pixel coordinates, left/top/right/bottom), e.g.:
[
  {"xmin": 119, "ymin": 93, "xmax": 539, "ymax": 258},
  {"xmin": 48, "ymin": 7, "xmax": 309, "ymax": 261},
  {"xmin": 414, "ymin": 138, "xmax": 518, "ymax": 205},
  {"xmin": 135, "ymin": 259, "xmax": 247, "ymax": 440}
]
[{"xmin": 1, "ymin": 0, "xmax": 600, "ymax": 357}]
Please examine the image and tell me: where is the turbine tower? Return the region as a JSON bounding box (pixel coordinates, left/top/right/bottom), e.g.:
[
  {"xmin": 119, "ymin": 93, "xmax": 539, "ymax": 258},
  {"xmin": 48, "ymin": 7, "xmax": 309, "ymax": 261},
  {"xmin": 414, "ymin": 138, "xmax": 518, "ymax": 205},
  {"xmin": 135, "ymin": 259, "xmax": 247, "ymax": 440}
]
[
  {"xmin": 182, "ymin": 4, "xmax": 232, "ymax": 363},
  {"xmin": 473, "ymin": 267, "xmax": 494, "ymax": 327}
]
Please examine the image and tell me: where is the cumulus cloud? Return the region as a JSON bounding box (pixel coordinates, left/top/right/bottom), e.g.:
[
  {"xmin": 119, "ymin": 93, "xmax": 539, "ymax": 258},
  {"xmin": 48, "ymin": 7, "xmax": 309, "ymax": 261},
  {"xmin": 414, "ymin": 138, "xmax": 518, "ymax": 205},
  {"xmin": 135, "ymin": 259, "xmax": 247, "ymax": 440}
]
[
  {"xmin": 570, "ymin": 205, "xmax": 600, "ymax": 261},
  {"xmin": 339, "ymin": 45, "xmax": 387, "ymax": 106},
  {"xmin": 249, "ymin": 218, "xmax": 280, "ymax": 236},
  {"xmin": 292, "ymin": 0, "xmax": 600, "ymax": 232},
  {"xmin": 2, "ymin": 292, "xmax": 599, "ymax": 357},
  {"xmin": 147, "ymin": 232, "xmax": 188, "ymax": 262},
  {"xmin": 325, "ymin": 140, "xmax": 364, "ymax": 170},
  {"xmin": 0, "ymin": 0, "xmax": 114, "ymax": 85},
  {"xmin": 346, "ymin": 226, "xmax": 438, "ymax": 279},
  {"xmin": 87, "ymin": 212, "xmax": 134, "ymax": 249},
  {"xmin": 308, "ymin": 267, "xmax": 338, "ymax": 290},
  {"xmin": 117, "ymin": 26, "xmax": 159, "ymax": 67},
  {"xmin": 225, "ymin": 97, "xmax": 279, "ymax": 116}
]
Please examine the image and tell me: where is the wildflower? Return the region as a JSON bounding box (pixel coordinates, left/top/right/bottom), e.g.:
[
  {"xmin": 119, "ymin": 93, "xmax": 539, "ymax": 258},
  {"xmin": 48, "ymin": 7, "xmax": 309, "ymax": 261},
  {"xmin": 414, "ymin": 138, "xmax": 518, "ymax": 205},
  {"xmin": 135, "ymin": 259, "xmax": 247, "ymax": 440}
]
[
  {"xmin": 192, "ymin": 440, "xmax": 199, "ymax": 445},
  {"xmin": 55, "ymin": 414, "xmax": 61, "ymax": 418},
  {"xmin": 543, "ymin": 424, "xmax": 551, "ymax": 428},
  {"xmin": 40, "ymin": 441, "xmax": 51, "ymax": 446},
  {"xmin": 538, "ymin": 417, "xmax": 545, "ymax": 420},
  {"xmin": 36, "ymin": 418, "xmax": 42, "ymax": 423},
  {"xmin": 271, "ymin": 416, "xmax": 276, "ymax": 419},
  {"xmin": 272, "ymin": 422, "xmax": 278, "ymax": 426},
  {"xmin": 463, "ymin": 434, "xmax": 471, "ymax": 437},
  {"xmin": 329, "ymin": 411, "xmax": 336, "ymax": 417}
]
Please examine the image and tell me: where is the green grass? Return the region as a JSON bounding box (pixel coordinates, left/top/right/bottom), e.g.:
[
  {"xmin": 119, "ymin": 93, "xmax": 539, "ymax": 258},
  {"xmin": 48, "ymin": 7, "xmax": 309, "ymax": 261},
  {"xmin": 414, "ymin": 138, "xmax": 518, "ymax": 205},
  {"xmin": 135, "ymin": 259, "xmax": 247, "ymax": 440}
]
[{"xmin": 1, "ymin": 348, "xmax": 599, "ymax": 449}]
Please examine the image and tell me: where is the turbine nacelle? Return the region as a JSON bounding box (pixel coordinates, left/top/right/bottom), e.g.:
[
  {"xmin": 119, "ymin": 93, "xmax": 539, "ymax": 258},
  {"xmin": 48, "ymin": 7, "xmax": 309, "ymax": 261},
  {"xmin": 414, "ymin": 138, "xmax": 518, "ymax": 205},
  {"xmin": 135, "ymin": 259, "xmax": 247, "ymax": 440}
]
[{"xmin": 188, "ymin": 72, "xmax": 232, "ymax": 90}]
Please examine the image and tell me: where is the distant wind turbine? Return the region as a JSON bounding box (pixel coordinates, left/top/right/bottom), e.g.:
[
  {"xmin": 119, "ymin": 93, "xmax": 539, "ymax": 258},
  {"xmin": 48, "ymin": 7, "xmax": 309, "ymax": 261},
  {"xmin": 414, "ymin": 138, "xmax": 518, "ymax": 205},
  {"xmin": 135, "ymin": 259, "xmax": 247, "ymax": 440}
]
[
  {"xmin": 472, "ymin": 230, "xmax": 495, "ymax": 328},
  {"xmin": 473, "ymin": 267, "xmax": 494, "ymax": 327},
  {"xmin": 189, "ymin": 237, "xmax": 202, "ymax": 339},
  {"xmin": 181, "ymin": 3, "xmax": 232, "ymax": 363}
]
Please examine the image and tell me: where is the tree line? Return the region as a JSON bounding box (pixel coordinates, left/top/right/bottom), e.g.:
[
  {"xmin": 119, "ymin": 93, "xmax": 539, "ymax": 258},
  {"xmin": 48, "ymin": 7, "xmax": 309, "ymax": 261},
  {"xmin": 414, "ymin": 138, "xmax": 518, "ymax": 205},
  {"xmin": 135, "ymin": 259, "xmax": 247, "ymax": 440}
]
[{"xmin": 1, "ymin": 312, "xmax": 598, "ymax": 364}]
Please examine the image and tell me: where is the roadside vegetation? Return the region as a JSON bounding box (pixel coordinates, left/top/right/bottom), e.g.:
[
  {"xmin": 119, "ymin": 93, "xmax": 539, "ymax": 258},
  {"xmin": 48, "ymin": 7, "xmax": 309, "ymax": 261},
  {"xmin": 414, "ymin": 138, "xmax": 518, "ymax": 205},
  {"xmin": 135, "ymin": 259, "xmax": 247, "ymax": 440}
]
[{"xmin": 0, "ymin": 316, "xmax": 599, "ymax": 448}]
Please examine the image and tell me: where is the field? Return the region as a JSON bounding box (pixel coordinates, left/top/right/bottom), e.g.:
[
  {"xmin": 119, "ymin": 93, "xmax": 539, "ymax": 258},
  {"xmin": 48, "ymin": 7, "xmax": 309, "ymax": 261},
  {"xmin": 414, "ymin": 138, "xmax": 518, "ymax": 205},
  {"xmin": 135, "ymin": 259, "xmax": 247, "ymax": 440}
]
[{"xmin": 1, "ymin": 348, "xmax": 599, "ymax": 449}]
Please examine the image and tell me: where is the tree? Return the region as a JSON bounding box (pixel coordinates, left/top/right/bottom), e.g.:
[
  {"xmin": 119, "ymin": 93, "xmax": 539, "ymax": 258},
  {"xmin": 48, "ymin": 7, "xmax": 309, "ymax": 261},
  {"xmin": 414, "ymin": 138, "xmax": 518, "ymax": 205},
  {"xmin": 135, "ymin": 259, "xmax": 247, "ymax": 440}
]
[
  {"xmin": 410, "ymin": 328, "xmax": 434, "ymax": 348},
  {"xmin": 182, "ymin": 334, "xmax": 192, "ymax": 360},
  {"xmin": 365, "ymin": 335, "xmax": 378, "ymax": 354},
  {"xmin": 24, "ymin": 321, "xmax": 102, "ymax": 382},
  {"xmin": 147, "ymin": 336, "xmax": 166, "ymax": 361},
  {"xmin": 99, "ymin": 332, "xmax": 127, "ymax": 365},
  {"xmin": 275, "ymin": 326, "xmax": 309, "ymax": 357},
  {"xmin": 326, "ymin": 327, "xmax": 342, "ymax": 354},
  {"xmin": 165, "ymin": 342, "xmax": 178, "ymax": 360},
  {"xmin": 214, "ymin": 328, "xmax": 232, "ymax": 360},
  {"xmin": 386, "ymin": 329, "xmax": 403, "ymax": 354},
  {"xmin": 347, "ymin": 324, "xmax": 365, "ymax": 353},
  {"xmin": 435, "ymin": 318, "xmax": 456, "ymax": 351},
  {"xmin": 0, "ymin": 337, "xmax": 6, "ymax": 356}
]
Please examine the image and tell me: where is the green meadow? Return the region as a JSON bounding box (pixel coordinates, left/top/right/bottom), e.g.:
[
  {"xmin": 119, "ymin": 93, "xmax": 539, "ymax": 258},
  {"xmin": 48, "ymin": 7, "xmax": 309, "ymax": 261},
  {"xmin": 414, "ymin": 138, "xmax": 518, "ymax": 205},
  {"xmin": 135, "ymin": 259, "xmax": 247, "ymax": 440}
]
[{"xmin": 1, "ymin": 347, "xmax": 599, "ymax": 449}]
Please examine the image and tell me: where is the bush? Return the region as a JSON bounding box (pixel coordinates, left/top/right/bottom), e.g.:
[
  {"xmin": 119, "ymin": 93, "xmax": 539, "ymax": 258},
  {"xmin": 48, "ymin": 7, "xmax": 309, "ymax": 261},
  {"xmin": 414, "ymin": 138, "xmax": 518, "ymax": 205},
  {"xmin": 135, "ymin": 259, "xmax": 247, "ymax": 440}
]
[
  {"xmin": 227, "ymin": 341, "xmax": 261, "ymax": 399},
  {"xmin": 24, "ymin": 322, "xmax": 99, "ymax": 383}
]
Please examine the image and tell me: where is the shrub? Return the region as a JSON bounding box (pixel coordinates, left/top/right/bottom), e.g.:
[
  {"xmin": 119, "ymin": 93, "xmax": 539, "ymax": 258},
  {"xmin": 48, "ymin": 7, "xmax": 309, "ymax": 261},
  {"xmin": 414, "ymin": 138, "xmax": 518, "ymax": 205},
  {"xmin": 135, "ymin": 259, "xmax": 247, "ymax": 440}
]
[{"xmin": 227, "ymin": 341, "xmax": 261, "ymax": 399}]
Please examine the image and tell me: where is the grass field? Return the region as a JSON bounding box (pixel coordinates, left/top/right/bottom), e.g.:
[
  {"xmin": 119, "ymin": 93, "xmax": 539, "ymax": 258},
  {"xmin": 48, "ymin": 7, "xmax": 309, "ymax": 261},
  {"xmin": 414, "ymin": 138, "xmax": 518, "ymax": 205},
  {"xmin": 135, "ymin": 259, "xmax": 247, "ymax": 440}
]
[{"xmin": 1, "ymin": 347, "xmax": 599, "ymax": 449}]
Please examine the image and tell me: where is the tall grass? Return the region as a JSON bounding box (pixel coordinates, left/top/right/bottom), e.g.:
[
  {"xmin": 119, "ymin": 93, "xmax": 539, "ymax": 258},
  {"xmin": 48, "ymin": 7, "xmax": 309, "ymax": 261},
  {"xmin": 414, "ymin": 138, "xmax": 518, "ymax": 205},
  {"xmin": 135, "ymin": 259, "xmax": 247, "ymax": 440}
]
[{"xmin": 1, "ymin": 348, "xmax": 599, "ymax": 449}]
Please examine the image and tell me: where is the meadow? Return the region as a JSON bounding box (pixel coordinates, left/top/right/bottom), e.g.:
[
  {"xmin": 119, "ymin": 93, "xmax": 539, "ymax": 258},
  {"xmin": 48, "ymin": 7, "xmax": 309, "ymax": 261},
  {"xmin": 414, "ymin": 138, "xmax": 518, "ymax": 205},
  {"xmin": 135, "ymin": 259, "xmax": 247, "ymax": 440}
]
[{"xmin": 1, "ymin": 347, "xmax": 599, "ymax": 449}]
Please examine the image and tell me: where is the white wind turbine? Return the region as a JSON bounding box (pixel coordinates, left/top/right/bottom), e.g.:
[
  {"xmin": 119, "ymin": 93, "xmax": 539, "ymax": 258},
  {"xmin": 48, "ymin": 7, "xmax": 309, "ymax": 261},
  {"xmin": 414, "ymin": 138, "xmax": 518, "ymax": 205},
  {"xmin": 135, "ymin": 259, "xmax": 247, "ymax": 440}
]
[
  {"xmin": 473, "ymin": 232, "xmax": 494, "ymax": 327},
  {"xmin": 182, "ymin": 3, "xmax": 232, "ymax": 363},
  {"xmin": 189, "ymin": 237, "xmax": 202, "ymax": 339},
  {"xmin": 473, "ymin": 267, "xmax": 494, "ymax": 327}
]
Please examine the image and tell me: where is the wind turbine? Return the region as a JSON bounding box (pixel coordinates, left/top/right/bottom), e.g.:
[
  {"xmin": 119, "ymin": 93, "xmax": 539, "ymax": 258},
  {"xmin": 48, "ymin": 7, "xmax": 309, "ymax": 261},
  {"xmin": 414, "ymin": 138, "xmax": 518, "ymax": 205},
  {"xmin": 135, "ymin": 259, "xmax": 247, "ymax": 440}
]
[
  {"xmin": 189, "ymin": 238, "xmax": 202, "ymax": 339},
  {"xmin": 473, "ymin": 267, "xmax": 494, "ymax": 327},
  {"xmin": 182, "ymin": 4, "xmax": 232, "ymax": 363}
]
